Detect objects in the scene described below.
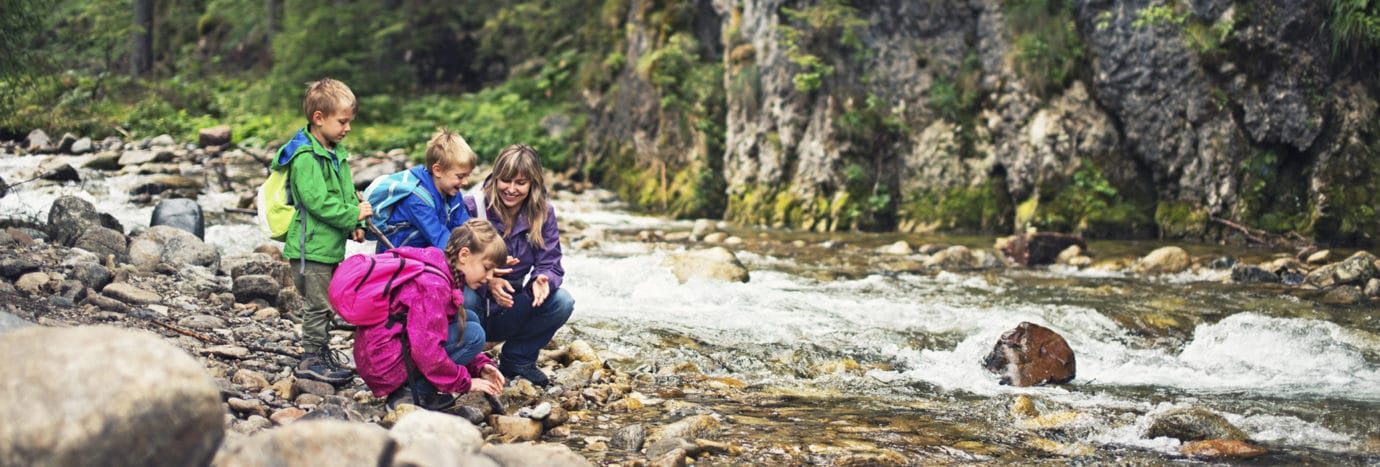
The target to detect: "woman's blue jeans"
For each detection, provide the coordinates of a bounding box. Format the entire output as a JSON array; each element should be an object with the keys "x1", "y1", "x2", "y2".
[
  {"x1": 414, "y1": 308, "x2": 486, "y2": 394},
  {"x1": 464, "y1": 286, "x2": 574, "y2": 369}
]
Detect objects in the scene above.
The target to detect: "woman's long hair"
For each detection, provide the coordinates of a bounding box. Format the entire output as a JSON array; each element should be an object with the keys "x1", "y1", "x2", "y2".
[{"x1": 482, "y1": 144, "x2": 548, "y2": 248}]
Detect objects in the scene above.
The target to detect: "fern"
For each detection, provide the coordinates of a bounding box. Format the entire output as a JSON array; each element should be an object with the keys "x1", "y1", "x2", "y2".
[{"x1": 1328, "y1": 0, "x2": 1380, "y2": 59}]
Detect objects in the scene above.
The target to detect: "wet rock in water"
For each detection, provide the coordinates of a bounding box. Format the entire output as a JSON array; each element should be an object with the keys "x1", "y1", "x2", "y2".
[
  {"x1": 877, "y1": 240, "x2": 913, "y2": 255},
  {"x1": 648, "y1": 414, "x2": 720, "y2": 442},
  {"x1": 390, "y1": 410, "x2": 485, "y2": 465},
  {"x1": 691, "y1": 218, "x2": 717, "y2": 240},
  {"x1": 665, "y1": 247, "x2": 749, "y2": 283},
  {"x1": 647, "y1": 437, "x2": 697, "y2": 459},
  {"x1": 0, "y1": 311, "x2": 35, "y2": 334},
  {"x1": 129, "y1": 175, "x2": 203, "y2": 197},
  {"x1": 1321, "y1": 285, "x2": 1363, "y2": 305},
  {"x1": 150, "y1": 198, "x2": 205, "y2": 239},
  {"x1": 1305, "y1": 251, "x2": 1379, "y2": 288},
  {"x1": 0, "y1": 326, "x2": 224, "y2": 466},
  {"x1": 70, "y1": 136, "x2": 93, "y2": 154},
  {"x1": 1181, "y1": 439, "x2": 1268, "y2": 459},
  {"x1": 1001, "y1": 232, "x2": 1086, "y2": 266},
  {"x1": 1230, "y1": 264, "x2": 1279, "y2": 283},
  {"x1": 0, "y1": 175, "x2": 7, "y2": 199},
  {"x1": 1134, "y1": 246, "x2": 1191, "y2": 274},
  {"x1": 981, "y1": 322, "x2": 1076, "y2": 387},
  {"x1": 1366, "y1": 278, "x2": 1380, "y2": 297},
  {"x1": 1144, "y1": 406, "x2": 1249, "y2": 442},
  {"x1": 212, "y1": 420, "x2": 390, "y2": 466},
  {"x1": 1207, "y1": 256, "x2": 1236, "y2": 269}
]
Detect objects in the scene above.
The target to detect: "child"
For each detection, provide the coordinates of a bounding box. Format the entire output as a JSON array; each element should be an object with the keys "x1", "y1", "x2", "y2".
[
  {"x1": 272, "y1": 77, "x2": 373, "y2": 385},
  {"x1": 353, "y1": 219, "x2": 507, "y2": 406},
  {"x1": 465, "y1": 144, "x2": 574, "y2": 387},
  {"x1": 373, "y1": 128, "x2": 477, "y2": 252}
]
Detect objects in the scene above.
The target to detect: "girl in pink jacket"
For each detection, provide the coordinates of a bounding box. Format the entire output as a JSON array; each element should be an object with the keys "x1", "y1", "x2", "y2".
[{"x1": 353, "y1": 219, "x2": 507, "y2": 407}]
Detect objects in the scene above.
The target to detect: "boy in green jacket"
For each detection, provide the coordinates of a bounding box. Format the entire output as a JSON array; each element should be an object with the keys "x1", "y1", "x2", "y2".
[{"x1": 270, "y1": 78, "x2": 373, "y2": 385}]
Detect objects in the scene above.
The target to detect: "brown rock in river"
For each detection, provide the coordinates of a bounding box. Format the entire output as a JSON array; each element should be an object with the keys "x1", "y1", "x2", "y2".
[{"x1": 981, "y1": 322, "x2": 1076, "y2": 387}]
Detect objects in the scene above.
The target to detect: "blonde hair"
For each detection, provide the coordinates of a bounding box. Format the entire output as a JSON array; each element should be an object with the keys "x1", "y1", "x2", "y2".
[
  {"x1": 443, "y1": 219, "x2": 508, "y2": 286},
  {"x1": 303, "y1": 78, "x2": 357, "y2": 125},
  {"x1": 482, "y1": 144, "x2": 548, "y2": 249},
  {"x1": 426, "y1": 128, "x2": 478, "y2": 171}
]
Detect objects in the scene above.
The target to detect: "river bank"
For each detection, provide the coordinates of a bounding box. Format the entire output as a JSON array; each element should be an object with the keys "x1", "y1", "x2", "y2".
[{"x1": 2, "y1": 134, "x2": 1380, "y2": 464}]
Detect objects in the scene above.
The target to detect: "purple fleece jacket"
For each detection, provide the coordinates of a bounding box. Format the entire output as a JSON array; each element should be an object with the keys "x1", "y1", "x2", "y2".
[{"x1": 464, "y1": 195, "x2": 565, "y2": 291}]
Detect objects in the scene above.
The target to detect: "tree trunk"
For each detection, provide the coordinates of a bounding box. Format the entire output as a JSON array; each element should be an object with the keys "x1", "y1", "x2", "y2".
[{"x1": 131, "y1": 0, "x2": 153, "y2": 77}]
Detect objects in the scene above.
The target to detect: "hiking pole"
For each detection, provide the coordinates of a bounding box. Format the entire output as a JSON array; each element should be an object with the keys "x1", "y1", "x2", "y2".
[{"x1": 356, "y1": 191, "x2": 396, "y2": 250}]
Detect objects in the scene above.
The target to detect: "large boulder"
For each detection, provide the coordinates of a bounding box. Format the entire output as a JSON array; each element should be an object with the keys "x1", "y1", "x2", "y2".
[
  {"x1": 0, "y1": 326, "x2": 224, "y2": 466},
  {"x1": 1133, "y1": 246, "x2": 1191, "y2": 275},
  {"x1": 212, "y1": 420, "x2": 391, "y2": 466},
  {"x1": 150, "y1": 198, "x2": 205, "y2": 239},
  {"x1": 128, "y1": 225, "x2": 220, "y2": 271},
  {"x1": 1305, "y1": 251, "x2": 1379, "y2": 289},
  {"x1": 981, "y1": 322, "x2": 1076, "y2": 387},
  {"x1": 665, "y1": 247, "x2": 750, "y2": 283},
  {"x1": 47, "y1": 196, "x2": 123, "y2": 248}
]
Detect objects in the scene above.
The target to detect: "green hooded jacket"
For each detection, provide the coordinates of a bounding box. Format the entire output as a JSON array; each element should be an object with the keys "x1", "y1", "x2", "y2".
[{"x1": 269, "y1": 128, "x2": 361, "y2": 264}]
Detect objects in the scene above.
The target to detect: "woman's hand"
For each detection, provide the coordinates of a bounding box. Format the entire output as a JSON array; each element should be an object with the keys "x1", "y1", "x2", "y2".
[
  {"x1": 531, "y1": 275, "x2": 550, "y2": 307},
  {"x1": 469, "y1": 378, "x2": 500, "y2": 395},
  {"x1": 481, "y1": 364, "x2": 506, "y2": 388},
  {"x1": 490, "y1": 278, "x2": 515, "y2": 308}
]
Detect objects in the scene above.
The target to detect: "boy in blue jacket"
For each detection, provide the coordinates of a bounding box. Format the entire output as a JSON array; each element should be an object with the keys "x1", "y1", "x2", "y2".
[{"x1": 373, "y1": 128, "x2": 477, "y2": 251}]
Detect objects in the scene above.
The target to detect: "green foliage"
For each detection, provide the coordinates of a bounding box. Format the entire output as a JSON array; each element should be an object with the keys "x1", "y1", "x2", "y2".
[
  {"x1": 1327, "y1": 0, "x2": 1380, "y2": 59},
  {"x1": 777, "y1": 0, "x2": 867, "y2": 93},
  {"x1": 1033, "y1": 158, "x2": 1152, "y2": 235},
  {"x1": 901, "y1": 186, "x2": 1004, "y2": 233},
  {"x1": 0, "y1": 0, "x2": 44, "y2": 83},
  {"x1": 1155, "y1": 200, "x2": 1209, "y2": 239},
  {"x1": 1004, "y1": 0, "x2": 1085, "y2": 99},
  {"x1": 1132, "y1": 3, "x2": 1188, "y2": 29}
]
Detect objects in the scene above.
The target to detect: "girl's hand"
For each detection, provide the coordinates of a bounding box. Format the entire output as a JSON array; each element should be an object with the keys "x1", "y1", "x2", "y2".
[
  {"x1": 531, "y1": 275, "x2": 550, "y2": 307},
  {"x1": 490, "y1": 278, "x2": 515, "y2": 308},
  {"x1": 469, "y1": 378, "x2": 500, "y2": 395},
  {"x1": 481, "y1": 364, "x2": 506, "y2": 388}
]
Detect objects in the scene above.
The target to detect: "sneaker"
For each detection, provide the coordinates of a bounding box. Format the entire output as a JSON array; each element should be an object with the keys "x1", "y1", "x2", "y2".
[
  {"x1": 294, "y1": 349, "x2": 353, "y2": 386},
  {"x1": 499, "y1": 362, "x2": 550, "y2": 387}
]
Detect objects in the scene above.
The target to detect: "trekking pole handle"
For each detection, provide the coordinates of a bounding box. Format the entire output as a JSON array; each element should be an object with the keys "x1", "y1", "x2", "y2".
[{"x1": 355, "y1": 191, "x2": 396, "y2": 250}]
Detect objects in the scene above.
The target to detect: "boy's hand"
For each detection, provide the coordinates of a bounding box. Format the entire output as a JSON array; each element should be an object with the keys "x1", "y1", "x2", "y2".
[
  {"x1": 350, "y1": 228, "x2": 365, "y2": 242},
  {"x1": 531, "y1": 275, "x2": 550, "y2": 307},
  {"x1": 357, "y1": 200, "x2": 373, "y2": 221},
  {"x1": 490, "y1": 278, "x2": 515, "y2": 308}
]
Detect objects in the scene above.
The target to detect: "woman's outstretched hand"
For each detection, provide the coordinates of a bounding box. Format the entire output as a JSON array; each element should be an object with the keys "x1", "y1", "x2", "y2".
[{"x1": 531, "y1": 275, "x2": 550, "y2": 307}]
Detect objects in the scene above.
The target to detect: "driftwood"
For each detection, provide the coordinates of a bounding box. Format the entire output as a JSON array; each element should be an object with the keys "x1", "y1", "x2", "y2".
[
  {"x1": 145, "y1": 317, "x2": 300, "y2": 358},
  {"x1": 1211, "y1": 217, "x2": 1311, "y2": 247}
]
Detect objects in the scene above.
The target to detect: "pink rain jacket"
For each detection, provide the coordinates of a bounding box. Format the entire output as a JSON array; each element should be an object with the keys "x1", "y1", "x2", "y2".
[{"x1": 352, "y1": 247, "x2": 493, "y2": 397}]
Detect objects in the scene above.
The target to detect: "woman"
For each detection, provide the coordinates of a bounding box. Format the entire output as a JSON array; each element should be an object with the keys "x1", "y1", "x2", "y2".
[{"x1": 465, "y1": 144, "x2": 574, "y2": 386}]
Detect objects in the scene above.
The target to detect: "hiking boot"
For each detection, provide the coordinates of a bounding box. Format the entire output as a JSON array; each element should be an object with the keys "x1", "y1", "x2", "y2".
[
  {"x1": 294, "y1": 349, "x2": 353, "y2": 386},
  {"x1": 499, "y1": 362, "x2": 550, "y2": 387}
]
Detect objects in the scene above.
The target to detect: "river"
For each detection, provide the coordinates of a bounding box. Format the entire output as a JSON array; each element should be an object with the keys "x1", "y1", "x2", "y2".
[{"x1": 2, "y1": 151, "x2": 1378, "y2": 463}]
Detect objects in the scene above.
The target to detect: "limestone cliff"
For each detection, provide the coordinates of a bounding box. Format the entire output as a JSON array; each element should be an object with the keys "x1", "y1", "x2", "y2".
[{"x1": 580, "y1": 0, "x2": 1380, "y2": 245}]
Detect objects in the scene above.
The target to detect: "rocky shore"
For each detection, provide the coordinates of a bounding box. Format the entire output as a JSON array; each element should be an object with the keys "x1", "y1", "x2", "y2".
[{"x1": 2, "y1": 131, "x2": 1378, "y2": 465}]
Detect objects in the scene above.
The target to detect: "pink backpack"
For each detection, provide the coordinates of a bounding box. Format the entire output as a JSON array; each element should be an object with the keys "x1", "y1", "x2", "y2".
[{"x1": 328, "y1": 247, "x2": 450, "y2": 326}]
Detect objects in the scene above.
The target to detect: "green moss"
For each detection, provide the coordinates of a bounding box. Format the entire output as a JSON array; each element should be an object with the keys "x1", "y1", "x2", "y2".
[
  {"x1": 1004, "y1": 0, "x2": 1086, "y2": 100},
  {"x1": 900, "y1": 186, "x2": 1006, "y2": 233},
  {"x1": 1155, "y1": 201, "x2": 1209, "y2": 239}
]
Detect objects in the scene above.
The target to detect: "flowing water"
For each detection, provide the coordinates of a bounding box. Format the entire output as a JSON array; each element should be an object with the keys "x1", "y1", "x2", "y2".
[{"x1": 3, "y1": 151, "x2": 1379, "y2": 463}]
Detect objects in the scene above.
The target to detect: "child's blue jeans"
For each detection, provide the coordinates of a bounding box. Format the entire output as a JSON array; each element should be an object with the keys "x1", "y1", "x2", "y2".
[{"x1": 414, "y1": 308, "x2": 486, "y2": 394}]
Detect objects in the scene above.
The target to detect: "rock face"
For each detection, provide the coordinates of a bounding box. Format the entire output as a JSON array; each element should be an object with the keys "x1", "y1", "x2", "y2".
[
  {"x1": 579, "y1": 0, "x2": 1379, "y2": 243},
  {"x1": 981, "y1": 321, "x2": 1076, "y2": 387},
  {"x1": 0, "y1": 326, "x2": 225, "y2": 466}
]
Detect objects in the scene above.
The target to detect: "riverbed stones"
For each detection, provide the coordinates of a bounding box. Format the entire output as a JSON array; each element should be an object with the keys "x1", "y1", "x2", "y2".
[
  {"x1": 1001, "y1": 232, "x2": 1086, "y2": 266},
  {"x1": 1305, "y1": 251, "x2": 1379, "y2": 288},
  {"x1": 1134, "y1": 246, "x2": 1190, "y2": 274},
  {"x1": 1230, "y1": 264, "x2": 1279, "y2": 283},
  {"x1": 665, "y1": 247, "x2": 749, "y2": 283},
  {"x1": 150, "y1": 198, "x2": 205, "y2": 239},
  {"x1": 389, "y1": 410, "x2": 486, "y2": 464},
  {"x1": 0, "y1": 325, "x2": 224, "y2": 466},
  {"x1": 982, "y1": 322, "x2": 1076, "y2": 387},
  {"x1": 1181, "y1": 439, "x2": 1268, "y2": 459}
]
